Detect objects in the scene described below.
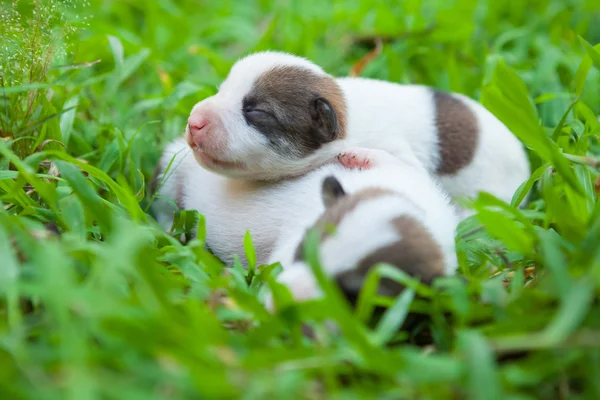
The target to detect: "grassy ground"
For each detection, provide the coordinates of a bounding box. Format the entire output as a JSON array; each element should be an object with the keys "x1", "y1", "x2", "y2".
[{"x1": 2, "y1": 0, "x2": 600, "y2": 398}]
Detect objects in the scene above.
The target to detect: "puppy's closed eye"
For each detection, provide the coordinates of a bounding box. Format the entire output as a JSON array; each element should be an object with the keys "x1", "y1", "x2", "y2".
[
  {"x1": 244, "y1": 108, "x2": 269, "y2": 117},
  {"x1": 243, "y1": 103, "x2": 275, "y2": 122}
]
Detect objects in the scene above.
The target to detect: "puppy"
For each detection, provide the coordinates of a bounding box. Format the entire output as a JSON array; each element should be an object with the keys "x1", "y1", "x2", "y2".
[
  {"x1": 182, "y1": 51, "x2": 530, "y2": 217},
  {"x1": 152, "y1": 143, "x2": 458, "y2": 307},
  {"x1": 263, "y1": 148, "x2": 458, "y2": 310}
]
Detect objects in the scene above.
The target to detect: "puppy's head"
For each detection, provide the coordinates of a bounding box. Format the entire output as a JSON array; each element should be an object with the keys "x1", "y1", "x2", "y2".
[
  {"x1": 276, "y1": 176, "x2": 446, "y2": 308},
  {"x1": 185, "y1": 51, "x2": 347, "y2": 179}
]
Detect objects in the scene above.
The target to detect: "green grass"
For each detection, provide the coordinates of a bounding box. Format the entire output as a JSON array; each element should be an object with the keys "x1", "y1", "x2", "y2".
[{"x1": 2, "y1": 0, "x2": 600, "y2": 398}]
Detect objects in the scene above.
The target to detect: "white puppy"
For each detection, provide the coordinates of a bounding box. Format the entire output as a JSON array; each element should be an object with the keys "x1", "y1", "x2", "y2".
[
  {"x1": 181, "y1": 51, "x2": 530, "y2": 217},
  {"x1": 152, "y1": 143, "x2": 459, "y2": 307}
]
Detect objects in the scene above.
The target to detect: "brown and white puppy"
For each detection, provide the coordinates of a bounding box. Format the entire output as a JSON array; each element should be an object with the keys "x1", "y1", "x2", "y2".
[
  {"x1": 259, "y1": 148, "x2": 459, "y2": 310},
  {"x1": 183, "y1": 51, "x2": 530, "y2": 217},
  {"x1": 152, "y1": 142, "x2": 458, "y2": 294}
]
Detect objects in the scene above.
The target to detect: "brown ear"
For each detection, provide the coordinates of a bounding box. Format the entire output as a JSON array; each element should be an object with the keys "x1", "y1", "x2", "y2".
[
  {"x1": 312, "y1": 97, "x2": 339, "y2": 143},
  {"x1": 321, "y1": 175, "x2": 346, "y2": 208}
]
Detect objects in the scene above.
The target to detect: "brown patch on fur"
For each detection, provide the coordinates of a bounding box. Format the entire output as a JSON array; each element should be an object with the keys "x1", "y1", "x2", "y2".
[
  {"x1": 335, "y1": 215, "x2": 445, "y2": 298},
  {"x1": 293, "y1": 187, "x2": 397, "y2": 262},
  {"x1": 433, "y1": 90, "x2": 479, "y2": 175},
  {"x1": 246, "y1": 66, "x2": 347, "y2": 157}
]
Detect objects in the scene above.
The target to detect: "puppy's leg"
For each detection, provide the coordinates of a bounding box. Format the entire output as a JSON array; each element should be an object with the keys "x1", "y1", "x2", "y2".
[{"x1": 337, "y1": 147, "x2": 419, "y2": 170}]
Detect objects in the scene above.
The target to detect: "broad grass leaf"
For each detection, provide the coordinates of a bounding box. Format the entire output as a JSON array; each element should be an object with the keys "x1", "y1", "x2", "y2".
[
  {"x1": 537, "y1": 229, "x2": 571, "y2": 297},
  {"x1": 575, "y1": 203, "x2": 600, "y2": 269},
  {"x1": 0, "y1": 178, "x2": 39, "y2": 209},
  {"x1": 0, "y1": 219, "x2": 20, "y2": 328},
  {"x1": 188, "y1": 239, "x2": 226, "y2": 278},
  {"x1": 0, "y1": 171, "x2": 18, "y2": 180},
  {"x1": 575, "y1": 102, "x2": 600, "y2": 133},
  {"x1": 130, "y1": 98, "x2": 164, "y2": 115},
  {"x1": 457, "y1": 330, "x2": 503, "y2": 400},
  {"x1": 97, "y1": 136, "x2": 124, "y2": 173},
  {"x1": 121, "y1": 48, "x2": 151, "y2": 83},
  {"x1": 170, "y1": 209, "x2": 199, "y2": 238},
  {"x1": 244, "y1": 230, "x2": 257, "y2": 273},
  {"x1": 107, "y1": 35, "x2": 124, "y2": 66},
  {"x1": 540, "y1": 280, "x2": 594, "y2": 345},
  {"x1": 578, "y1": 37, "x2": 600, "y2": 71},
  {"x1": 434, "y1": 277, "x2": 470, "y2": 325},
  {"x1": 54, "y1": 160, "x2": 111, "y2": 231},
  {"x1": 251, "y1": 15, "x2": 279, "y2": 52},
  {"x1": 356, "y1": 263, "x2": 435, "y2": 323},
  {"x1": 473, "y1": 193, "x2": 536, "y2": 254},
  {"x1": 574, "y1": 48, "x2": 595, "y2": 97},
  {"x1": 58, "y1": 195, "x2": 87, "y2": 237},
  {"x1": 563, "y1": 165, "x2": 595, "y2": 223},
  {"x1": 481, "y1": 61, "x2": 584, "y2": 193},
  {"x1": 551, "y1": 99, "x2": 578, "y2": 142},
  {"x1": 371, "y1": 288, "x2": 415, "y2": 345},
  {"x1": 540, "y1": 167, "x2": 589, "y2": 241},
  {"x1": 105, "y1": 48, "x2": 151, "y2": 96},
  {"x1": 31, "y1": 96, "x2": 65, "y2": 151},
  {"x1": 574, "y1": 164, "x2": 596, "y2": 212},
  {"x1": 46, "y1": 151, "x2": 147, "y2": 222},
  {"x1": 510, "y1": 164, "x2": 547, "y2": 208},
  {"x1": 196, "y1": 213, "x2": 207, "y2": 243},
  {"x1": 164, "y1": 81, "x2": 205, "y2": 108},
  {"x1": 490, "y1": 61, "x2": 537, "y2": 120},
  {"x1": 59, "y1": 95, "x2": 79, "y2": 145},
  {"x1": 190, "y1": 46, "x2": 232, "y2": 77},
  {"x1": 476, "y1": 210, "x2": 533, "y2": 254},
  {"x1": 16, "y1": 103, "x2": 76, "y2": 138},
  {"x1": 0, "y1": 82, "x2": 66, "y2": 94},
  {"x1": 398, "y1": 350, "x2": 463, "y2": 384},
  {"x1": 232, "y1": 255, "x2": 252, "y2": 292},
  {"x1": 0, "y1": 143, "x2": 60, "y2": 215}
]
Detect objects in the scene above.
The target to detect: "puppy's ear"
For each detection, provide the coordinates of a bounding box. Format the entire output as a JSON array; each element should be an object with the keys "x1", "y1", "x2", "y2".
[
  {"x1": 312, "y1": 97, "x2": 338, "y2": 143},
  {"x1": 321, "y1": 175, "x2": 346, "y2": 208}
]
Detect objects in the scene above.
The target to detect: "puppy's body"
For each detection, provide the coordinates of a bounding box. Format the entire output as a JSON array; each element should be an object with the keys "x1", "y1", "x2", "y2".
[
  {"x1": 183, "y1": 51, "x2": 530, "y2": 217},
  {"x1": 265, "y1": 148, "x2": 460, "y2": 307},
  {"x1": 336, "y1": 78, "x2": 528, "y2": 205},
  {"x1": 153, "y1": 141, "x2": 458, "y2": 288}
]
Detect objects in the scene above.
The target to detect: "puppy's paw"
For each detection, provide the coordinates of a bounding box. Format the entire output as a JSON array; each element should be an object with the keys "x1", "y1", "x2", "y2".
[
  {"x1": 338, "y1": 147, "x2": 423, "y2": 170},
  {"x1": 337, "y1": 149, "x2": 374, "y2": 170}
]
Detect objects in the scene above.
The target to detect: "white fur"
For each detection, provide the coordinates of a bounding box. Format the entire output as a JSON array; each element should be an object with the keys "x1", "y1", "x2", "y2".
[
  {"x1": 184, "y1": 51, "x2": 530, "y2": 214},
  {"x1": 153, "y1": 143, "x2": 459, "y2": 309},
  {"x1": 267, "y1": 148, "x2": 458, "y2": 309}
]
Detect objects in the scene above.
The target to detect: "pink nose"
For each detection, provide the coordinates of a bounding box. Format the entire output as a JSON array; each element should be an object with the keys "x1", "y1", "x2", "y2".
[{"x1": 187, "y1": 113, "x2": 209, "y2": 148}]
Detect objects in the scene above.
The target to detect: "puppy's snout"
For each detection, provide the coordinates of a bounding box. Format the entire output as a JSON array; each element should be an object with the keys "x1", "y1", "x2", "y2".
[{"x1": 187, "y1": 113, "x2": 210, "y2": 148}]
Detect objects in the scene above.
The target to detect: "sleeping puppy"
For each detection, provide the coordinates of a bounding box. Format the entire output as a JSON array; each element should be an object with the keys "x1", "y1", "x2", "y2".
[
  {"x1": 182, "y1": 50, "x2": 530, "y2": 218},
  {"x1": 263, "y1": 148, "x2": 459, "y2": 310},
  {"x1": 152, "y1": 144, "x2": 458, "y2": 306}
]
